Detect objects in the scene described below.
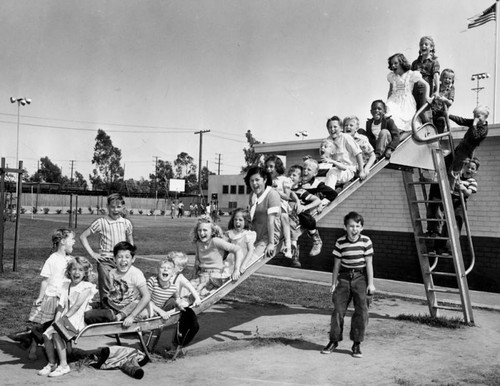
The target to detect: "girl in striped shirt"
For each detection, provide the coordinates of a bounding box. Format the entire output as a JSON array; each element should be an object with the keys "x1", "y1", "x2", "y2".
[{"x1": 147, "y1": 253, "x2": 201, "y2": 320}]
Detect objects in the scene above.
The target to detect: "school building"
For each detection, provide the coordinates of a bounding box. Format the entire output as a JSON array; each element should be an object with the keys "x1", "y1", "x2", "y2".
[{"x1": 209, "y1": 124, "x2": 500, "y2": 293}]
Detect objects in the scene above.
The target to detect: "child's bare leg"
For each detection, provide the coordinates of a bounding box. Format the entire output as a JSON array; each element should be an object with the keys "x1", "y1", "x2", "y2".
[
  {"x1": 28, "y1": 339, "x2": 38, "y2": 360},
  {"x1": 43, "y1": 335, "x2": 57, "y2": 364},
  {"x1": 281, "y1": 213, "x2": 292, "y2": 258},
  {"x1": 53, "y1": 334, "x2": 68, "y2": 367}
]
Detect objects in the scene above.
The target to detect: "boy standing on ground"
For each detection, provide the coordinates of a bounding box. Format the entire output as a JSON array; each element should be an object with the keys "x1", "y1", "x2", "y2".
[
  {"x1": 80, "y1": 193, "x2": 134, "y2": 302},
  {"x1": 322, "y1": 211, "x2": 375, "y2": 358}
]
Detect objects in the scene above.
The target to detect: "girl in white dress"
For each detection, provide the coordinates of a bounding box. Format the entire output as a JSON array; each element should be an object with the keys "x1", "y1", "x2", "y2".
[
  {"x1": 386, "y1": 53, "x2": 430, "y2": 136},
  {"x1": 38, "y1": 256, "x2": 97, "y2": 377}
]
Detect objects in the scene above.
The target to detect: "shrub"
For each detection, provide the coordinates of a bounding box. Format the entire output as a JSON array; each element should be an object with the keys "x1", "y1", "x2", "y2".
[
  {"x1": 56, "y1": 209, "x2": 62, "y2": 214},
  {"x1": 129, "y1": 209, "x2": 134, "y2": 215},
  {"x1": 88, "y1": 207, "x2": 93, "y2": 213},
  {"x1": 66, "y1": 209, "x2": 71, "y2": 214},
  {"x1": 32, "y1": 207, "x2": 38, "y2": 214},
  {"x1": 43, "y1": 208, "x2": 50, "y2": 214},
  {"x1": 138, "y1": 209, "x2": 143, "y2": 215},
  {"x1": 160, "y1": 210, "x2": 166, "y2": 216},
  {"x1": 20, "y1": 207, "x2": 26, "y2": 214},
  {"x1": 78, "y1": 208, "x2": 82, "y2": 214},
  {"x1": 149, "y1": 209, "x2": 154, "y2": 215}
]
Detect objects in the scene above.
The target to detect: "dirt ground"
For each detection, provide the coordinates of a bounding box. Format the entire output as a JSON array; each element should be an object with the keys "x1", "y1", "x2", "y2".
[{"x1": 1, "y1": 296, "x2": 499, "y2": 386}]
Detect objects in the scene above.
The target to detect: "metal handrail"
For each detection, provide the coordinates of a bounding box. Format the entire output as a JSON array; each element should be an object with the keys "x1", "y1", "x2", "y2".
[
  {"x1": 458, "y1": 185, "x2": 476, "y2": 276},
  {"x1": 411, "y1": 99, "x2": 452, "y2": 144}
]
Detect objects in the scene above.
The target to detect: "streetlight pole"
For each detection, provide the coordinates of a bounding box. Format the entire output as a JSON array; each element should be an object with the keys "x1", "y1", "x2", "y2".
[
  {"x1": 10, "y1": 97, "x2": 31, "y2": 196},
  {"x1": 470, "y1": 73, "x2": 490, "y2": 107},
  {"x1": 295, "y1": 130, "x2": 309, "y2": 140}
]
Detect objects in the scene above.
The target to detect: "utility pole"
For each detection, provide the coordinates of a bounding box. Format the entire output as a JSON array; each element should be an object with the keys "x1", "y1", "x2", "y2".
[
  {"x1": 215, "y1": 153, "x2": 222, "y2": 175},
  {"x1": 69, "y1": 160, "x2": 75, "y2": 186},
  {"x1": 194, "y1": 130, "x2": 210, "y2": 203},
  {"x1": 153, "y1": 156, "x2": 159, "y2": 197}
]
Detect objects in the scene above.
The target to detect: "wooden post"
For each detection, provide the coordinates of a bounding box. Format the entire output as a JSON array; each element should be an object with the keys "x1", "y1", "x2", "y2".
[
  {"x1": 13, "y1": 160, "x2": 23, "y2": 272},
  {"x1": 69, "y1": 193, "x2": 73, "y2": 228},
  {"x1": 0, "y1": 158, "x2": 5, "y2": 273},
  {"x1": 75, "y1": 195, "x2": 78, "y2": 229}
]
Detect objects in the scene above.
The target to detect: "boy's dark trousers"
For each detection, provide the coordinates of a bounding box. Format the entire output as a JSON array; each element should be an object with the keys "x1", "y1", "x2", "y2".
[{"x1": 330, "y1": 269, "x2": 368, "y2": 343}]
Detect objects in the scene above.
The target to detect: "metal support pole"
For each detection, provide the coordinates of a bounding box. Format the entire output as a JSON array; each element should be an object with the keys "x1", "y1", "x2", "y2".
[
  {"x1": 0, "y1": 158, "x2": 5, "y2": 273},
  {"x1": 13, "y1": 160, "x2": 23, "y2": 272}
]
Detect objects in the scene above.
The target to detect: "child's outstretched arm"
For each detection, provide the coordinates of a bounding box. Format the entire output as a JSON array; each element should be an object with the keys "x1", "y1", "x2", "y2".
[
  {"x1": 178, "y1": 275, "x2": 202, "y2": 308},
  {"x1": 79, "y1": 227, "x2": 102, "y2": 262},
  {"x1": 231, "y1": 246, "x2": 244, "y2": 281},
  {"x1": 241, "y1": 237, "x2": 256, "y2": 272},
  {"x1": 121, "y1": 285, "x2": 151, "y2": 327}
]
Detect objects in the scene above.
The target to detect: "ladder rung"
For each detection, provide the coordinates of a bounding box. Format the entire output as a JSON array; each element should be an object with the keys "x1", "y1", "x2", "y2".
[
  {"x1": 407, "y1": 181, "x2": 438, "y2": 185},
  {"x1": 423, "y1": 253, "x2": 453, "y2": 259},
  {"x1": 429, "y1": 288, "x2": 461, "y2": 295},
  {"x1": 419, "y1": 235, "x2": 449, "y2": 240},
  {"x1": 430, "y1": 271, "x2": 456, "y2": 277},
  {"x1": 411, "y1": 200, "x2": 443, "y2": 204},
  {"x1": 415, "y1": 218, "x2": 448, "y2": 222},
  {"x1": 432, "y1": 304, "x2": 464, "y2": 312}
]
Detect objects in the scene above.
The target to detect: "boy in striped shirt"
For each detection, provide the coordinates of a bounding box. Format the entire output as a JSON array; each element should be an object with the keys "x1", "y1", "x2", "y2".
[
  {"x1": 321, "y1": 211, "x2": 375, "y2": 358},
  {"x1": 80, "y1": 193, "x2": 134, "y2": 302}
]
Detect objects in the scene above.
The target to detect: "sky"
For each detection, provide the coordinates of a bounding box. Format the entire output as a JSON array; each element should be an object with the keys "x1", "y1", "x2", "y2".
[{"x1": 0, "y1": 0, "x2": 497, "y2": 181}]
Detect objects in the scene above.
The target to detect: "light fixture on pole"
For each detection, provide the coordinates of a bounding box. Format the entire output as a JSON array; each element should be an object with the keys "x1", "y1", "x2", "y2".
[
  {"x1": 471, "y1": 73, "x2": 490, "y2": 106},
  {"x1": 295, "y1": 130, "x2": 309, "y2": 140},
  {"x1": 10, "y1": 97, "x2": 31, "y2": 196}
]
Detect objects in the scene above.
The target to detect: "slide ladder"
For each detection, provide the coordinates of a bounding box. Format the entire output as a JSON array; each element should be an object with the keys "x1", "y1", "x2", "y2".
[{"x1": 402, "y1": 148, "x2": 474, "y2": 323}]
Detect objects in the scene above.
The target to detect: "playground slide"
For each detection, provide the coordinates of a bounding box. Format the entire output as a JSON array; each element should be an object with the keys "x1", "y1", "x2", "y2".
[{"x1": 315, "y1": 125, "x2": 437, "y2": 223}]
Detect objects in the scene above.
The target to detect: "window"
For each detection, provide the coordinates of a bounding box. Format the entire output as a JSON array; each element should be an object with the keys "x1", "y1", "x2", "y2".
[
  {"x1": 238, "y1": 185, "x2": 245, "y2": 194},
  {"x1": 228, "y1": 201, "x2": 238, "y2": 209},
  {"x1": 230, "y1": 185, "x2": 237, "y2": 194},
  {"x1": 222, "y1": 185, "x2": 229, "y2": 194}
]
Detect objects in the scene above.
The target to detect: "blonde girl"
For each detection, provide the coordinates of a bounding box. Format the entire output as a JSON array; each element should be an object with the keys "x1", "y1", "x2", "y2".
[
  {"x1": 265, "y1": 155, "x2": 293, "y2": 259},
  {"x1": 38, "y1": 257, "x2": 97, "y2": 377},
  {"x1": 27, "y1": 228, "x2": 75, "y2": 359},
  {"x1": 191, "y1": 215, "x2": 243, "y2": 295},
  {"x1": 224, "y1": 209, "x2": 257, "y2": 273}
]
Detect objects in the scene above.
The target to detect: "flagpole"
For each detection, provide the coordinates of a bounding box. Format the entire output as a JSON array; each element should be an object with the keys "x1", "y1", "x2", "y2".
[{"x1": 495, "y1": 0, "x2": 499, "y2": 122}]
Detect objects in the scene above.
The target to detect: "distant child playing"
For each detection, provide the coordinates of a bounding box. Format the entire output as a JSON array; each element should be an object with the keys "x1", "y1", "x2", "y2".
[
  {"x1": 27, "y1": 228, "x2": 75, "y2": 360},
  {"x1": 191, "y1": 215, "x2": 243, "y2": 295},
  {"x1": 38, "y1": 257, "x2": 97, "y2": 377},
  {"x1": 265, "y1": 155, "x2": 293, "y2": 259},
  {"x1": 84, "y1": 242, "x2": 151, "y2": 327},
  {"x1": 80, "y1": 193, "x2": 134, "y2": 302},
  {"x1": 224, "y1": 209, "x2": 256, "y2": 272},
  {"x1": 386, "y1": 53, "x2": 430, "y2": 134},
  {"x1": 361, "y1": 100, "x2": 400, "y2": 160},
  {"x1": 322, "y1": 212, "x2": 375, "y2": 359}
]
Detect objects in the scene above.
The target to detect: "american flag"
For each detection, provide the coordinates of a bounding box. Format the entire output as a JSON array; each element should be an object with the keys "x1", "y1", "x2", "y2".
[{"x1": 468, "y1": 3, "x2": 496, "y2": 29}]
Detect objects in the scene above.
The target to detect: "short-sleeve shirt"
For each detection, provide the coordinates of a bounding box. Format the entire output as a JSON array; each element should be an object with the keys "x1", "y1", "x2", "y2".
[
  {"x1": 331, "y1": 133, "x2": 362, "y2": 171},
  {"x1": 106, "y1": 266, "x2": 147, "y2": 310},
  {"x1": 250, "y1": 187, "x2": 281, "y2": 244},
  {"x1": 147, "y1": 275, "x2": 181, "y2": 308},
  {"x1": 411, "y1": 55, "x2": 440, "y2": 92},
  {"x1": 353, "y1": 132, "x2": 374, "y2": 165},
  {"x1": 333, "y1": 234, "x2": 373, "y2": 269},
  {"x1": 40, "y1": 253, "x2": 72, "y2": 297},
  {"x1": 432, "y1": 85, "x2": 455, "y2": 113},
  {"x1": 89, "y1": 216, "x2": 133, "y2": 253},
  {"x1": 196, "y1": 237, "x2": 241, "y2": 270}
]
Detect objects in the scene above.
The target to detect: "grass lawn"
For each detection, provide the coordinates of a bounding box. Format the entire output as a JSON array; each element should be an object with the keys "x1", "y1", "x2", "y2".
[{"x1": 0, "y1": 214, "x2": 333, "y2": 336}]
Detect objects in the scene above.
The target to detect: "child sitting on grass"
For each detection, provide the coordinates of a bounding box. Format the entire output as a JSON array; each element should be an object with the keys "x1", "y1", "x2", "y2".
[
  {"x1": 84, "y1": 242, "x2": 150, "y2": 327},
  {"x1": 191, "y1": 215, "x2": 243, "y2": 296}
]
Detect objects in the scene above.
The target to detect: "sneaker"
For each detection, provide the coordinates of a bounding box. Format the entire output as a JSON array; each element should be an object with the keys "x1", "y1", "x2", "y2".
[
  {"x1": 38, "y1": 363, "x2": 57, "y2": 376},
  {"x1": 351, "y1": 343, "x2": 362, "y2": 358},
  {"x1": 321, "y1": 341, "x2": 338, "y2": 354},
  {"x1": 48, "y1": 365, "x2": 71, "y2": 377}
]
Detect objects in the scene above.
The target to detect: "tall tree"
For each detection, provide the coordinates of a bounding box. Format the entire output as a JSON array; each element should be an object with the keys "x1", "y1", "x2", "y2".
[
  {"x1": 242, "y1": 130, "x2": 264, "y2": 173},
  {"x1": 90, "y1": 129, "x2": 124, "y2": 193},
  {"x1": 174, "y1": 152, "x2": 196, "y2": 178},
  {"x1": 201, "y1": 165, "x2": 214, "y2": 190},
  {"x1": 149, "y1": 159, "x2": 174, "y2": 195},
  {"x1": 30, "y1": 156, "x2": 63, "y2": 183},
  {"x1": 73, "y1": 171, "x2": 88, "y2": 189}
]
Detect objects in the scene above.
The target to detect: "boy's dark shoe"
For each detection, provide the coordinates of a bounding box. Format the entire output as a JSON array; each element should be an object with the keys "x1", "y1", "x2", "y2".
[
  {"x1": 291, "y1": 245, "x2": 301, "y2": 268},
  {"x1": 352, "y1": 343, "x2": 362, "y2": 358},
  {"x1": 321, "y1": 340, "x2": 338, "y2": 354}
]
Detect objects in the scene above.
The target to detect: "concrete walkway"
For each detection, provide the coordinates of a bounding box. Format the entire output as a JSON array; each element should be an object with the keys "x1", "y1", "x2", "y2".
[{"x1": 139, "y1": 255, "x2": 500, "y2": 312}]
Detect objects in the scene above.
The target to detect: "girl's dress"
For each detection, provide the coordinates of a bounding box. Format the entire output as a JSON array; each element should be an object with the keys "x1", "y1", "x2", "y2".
[
  {"x1": 386, "y1": 70, "x2": 424, "y2": 132},
  {"x1": 28, "y1": 253, "x2": 72, "y2": 324},
  {"x1": 224, "y1": 229, "x2": 257, "y2": 274},
  {"x1": 43, "y1": 280, "x2": 97, "y2": 340}
]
